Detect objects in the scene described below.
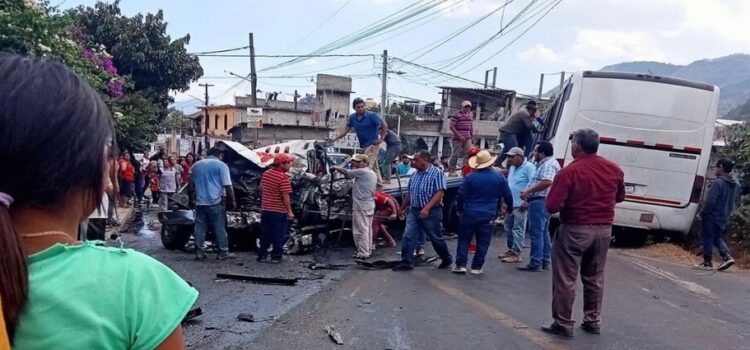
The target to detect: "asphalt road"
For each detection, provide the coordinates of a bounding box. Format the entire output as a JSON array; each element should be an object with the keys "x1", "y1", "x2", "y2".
[{"x1": 117, "y1": 207, "x2": 750, "y2": 350}]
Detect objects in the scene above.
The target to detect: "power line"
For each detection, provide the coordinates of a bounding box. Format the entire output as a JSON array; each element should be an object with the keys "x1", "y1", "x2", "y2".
[
  {"x1": 405, "y1": 0, "x2": 516, "y2": 61},
  {"x1": 193, "y1": 53, "x2": 377, "y2": 58},
  {"x1": 456, "y1": 0, "x2": 563, "y2": 75},
  {"x1": 284, "y1": 0, "x2": 353, "y2": 50},
  {"x1": 188, "y1": 46, "x2": 249, "y2": 55}
]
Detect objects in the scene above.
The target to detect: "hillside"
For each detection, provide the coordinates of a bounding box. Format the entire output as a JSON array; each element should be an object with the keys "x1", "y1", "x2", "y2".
[{"x1": 601, "y1": 54, "x2": 750, "y2": 117}]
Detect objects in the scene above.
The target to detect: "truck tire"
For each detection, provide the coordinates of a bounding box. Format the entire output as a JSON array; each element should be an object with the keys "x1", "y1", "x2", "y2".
[
  {"x1": 161, "y1": 224, "x2": 191, "y2": 250},
  {"x1": 228, "y1": 227, "x2": 257, "y2": 251}
]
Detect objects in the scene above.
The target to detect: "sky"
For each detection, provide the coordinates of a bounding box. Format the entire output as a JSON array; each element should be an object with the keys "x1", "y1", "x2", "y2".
[{"x1": 62, "y1": 0, "x2": 750, "y2": 113}]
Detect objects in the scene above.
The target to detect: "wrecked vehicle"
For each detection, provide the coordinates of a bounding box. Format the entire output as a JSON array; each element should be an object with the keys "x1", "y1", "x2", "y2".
[{"x1": 159, "y1": 140, "x2": 464, "y2": 254}]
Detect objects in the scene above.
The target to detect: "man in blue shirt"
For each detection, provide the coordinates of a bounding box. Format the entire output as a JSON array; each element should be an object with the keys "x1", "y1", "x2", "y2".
[
  {"x1": 396, "y1": 155, "x2": 412, "y2": 176},
  {"x1": 500, "y1": 147, "x2": 535, "y2": 263},
  {"x1": 393, "y1": 150, "x2": 453, "y2": 271},
  {"x1": 454, "y1": 150, "x2": 513, "y2": 275},
  {"x1": 189, "y1": 147, "x2": 236, "y2": 260},
  {"x1": 331, "y1": 97, "x2": 388, "y2": 182},
  {"x1": 518, "y1": 141, "x2": 561, "y2": 272}
]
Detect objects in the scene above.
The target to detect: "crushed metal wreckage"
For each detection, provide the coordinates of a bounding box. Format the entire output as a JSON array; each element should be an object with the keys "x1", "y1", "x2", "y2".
[{"x1": 162, "y1": 140, "x2": 355, "y2": 254}]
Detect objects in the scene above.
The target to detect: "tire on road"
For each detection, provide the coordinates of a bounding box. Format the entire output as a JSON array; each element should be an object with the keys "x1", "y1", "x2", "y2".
[{"x1": 161, "y1": 224, "x2": 192, "y2": 250}]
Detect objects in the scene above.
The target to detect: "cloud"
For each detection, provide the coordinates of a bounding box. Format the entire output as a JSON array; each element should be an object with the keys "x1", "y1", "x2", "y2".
[
  {"x1": 517, "y1": 44, "x2": 560, "y2": 63},
  {"x1": 571, "y1": 30, "x2": 667, "y2": 62},
  {"x1": 679, "y1": 0, "x2": 750, "y2": 45}
]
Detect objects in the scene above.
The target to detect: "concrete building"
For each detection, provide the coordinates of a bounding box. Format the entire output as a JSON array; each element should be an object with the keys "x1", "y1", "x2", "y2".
[{"x1": 229, "y1": 74, "x2": 353, "y2": 147}]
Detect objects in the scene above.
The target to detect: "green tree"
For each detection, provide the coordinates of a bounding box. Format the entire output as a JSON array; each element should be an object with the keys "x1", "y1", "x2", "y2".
[{"x1": 70, "y1": 1, "x2": 203, "y2": 110}]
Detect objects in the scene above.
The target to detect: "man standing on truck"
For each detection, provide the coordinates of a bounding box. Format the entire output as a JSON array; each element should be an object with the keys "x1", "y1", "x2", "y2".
[
  {"x1": 542, "y1": 128, "x2": 625, "y2": 338},
  {"x1": 696, "y1": 158, "x2": 741, "y2": 271},
  {"x1": 330, "y1": 98, "x2": 388, "y2": 183},
  {"x1": 448, "y1": 100, "x2": 475, "y2": 177},
  {"x1": 190, "y1": 147, "x2": 237, "y2": 261},
  {"x1": 380, "y1": 129, "x2": 402, "y2": 184},
  {"x1": 393, "y1": 150, "x2": 454, "y2": 271},
  {"x1": 497, "y1": 101, "x2": 539, "y2": 167},
  {"x1": 258, "y1": 154, "x2": 296, "y2": 263},
  {"x1": 518, "y1": 141, "x2": 561, "y2": 272},
  {"x1": 499, "y1": 147, "x2": 535, "y2": 264},
  {"x1": 332, "y1": 154, "x2": 378, "y2": 259}
]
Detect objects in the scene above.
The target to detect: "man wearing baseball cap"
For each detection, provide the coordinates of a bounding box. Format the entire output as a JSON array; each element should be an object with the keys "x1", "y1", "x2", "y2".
[
  {"x1": 332, "y1": 153, "x2": 378, "y2": 259},
  {"x1": 258, "y1": 153, "x2": 296, "y2": 263},
  {"x1": 499, "y1": 147, "x2": 535, "y2": 263},
  {"x1": 448, "y1": 100, "x2": 475, "y2": 176}
]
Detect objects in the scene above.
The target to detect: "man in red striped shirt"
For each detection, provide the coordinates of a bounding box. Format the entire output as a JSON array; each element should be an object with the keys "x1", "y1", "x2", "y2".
[
  {"x1": 258, "y1": 153, "x2": 295, "y2": 263},
  {"x1": 448, "y1": 100, "x2": 474, "y2": 176}
]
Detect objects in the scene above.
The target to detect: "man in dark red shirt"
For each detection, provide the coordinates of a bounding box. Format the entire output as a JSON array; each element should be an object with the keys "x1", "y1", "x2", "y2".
[
  {"x1": 542, "y1": 128, "x2": 625, "y2": 338},
  {"x1": 258, "y1": 153, "x2": 295, "y2": 263}
]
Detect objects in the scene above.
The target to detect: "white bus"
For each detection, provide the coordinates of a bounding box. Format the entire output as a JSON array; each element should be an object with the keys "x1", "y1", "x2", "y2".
[{"x1": 539, "y1": 71, "x2": 720, "y2": 244}]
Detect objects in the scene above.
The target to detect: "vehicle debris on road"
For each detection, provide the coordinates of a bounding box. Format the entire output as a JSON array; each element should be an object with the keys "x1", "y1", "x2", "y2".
[
  {"x1": 216, "y1": 272, "x2": 299, "y2": 286},
  {"x1": 325, "y1": 324, "x2": 344, "y2": 345}
]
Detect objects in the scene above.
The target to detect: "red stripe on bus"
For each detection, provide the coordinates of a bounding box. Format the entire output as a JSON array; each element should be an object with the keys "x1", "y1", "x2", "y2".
[
  {"x1": 654, "y1": 143, "x2": 673, "y2": 150},
  {"x1": 625, "y1": 195, "x2": 682, "y2": 206},
  {"x1": 626, "y1": 140, "x2": 645, "y2": 146},
  {"x1": 598, "y1": 137, "x2": 701, "y2": 155},
  {"x1": 683, "y1": 147, "x2": 702, "y2": 154}
]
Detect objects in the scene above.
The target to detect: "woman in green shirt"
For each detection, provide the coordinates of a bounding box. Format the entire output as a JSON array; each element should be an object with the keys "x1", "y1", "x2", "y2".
[{"x1": 0, "y1": 53, "x2": 198, "y2": 349}]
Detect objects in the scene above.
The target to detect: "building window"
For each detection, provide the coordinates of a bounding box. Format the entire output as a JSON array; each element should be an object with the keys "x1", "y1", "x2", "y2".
[
  {"x1": 214, "y1": 114, "x2": 219, "y2": 129},
  {"x1": 224, "y1": 114, "x2": 228, "y2": 130}
]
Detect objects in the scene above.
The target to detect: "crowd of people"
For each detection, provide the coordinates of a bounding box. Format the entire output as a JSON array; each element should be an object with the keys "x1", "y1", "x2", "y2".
[{"x1": 0, "y1": 55, "x2": 743, "y2": 348}]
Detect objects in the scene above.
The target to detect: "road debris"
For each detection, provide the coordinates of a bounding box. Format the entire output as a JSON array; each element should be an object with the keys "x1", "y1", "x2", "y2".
[
  {"x1": 325, "y1": 324, "x2": 344, "y2": 345},
  {"x1": 237, "y1": 313, "x2": 255, "y2": 322},
  {"x1": 183, "y1": 307, "x2": 203, "y2": 322},
  {"x1": 217, "y1": 272, "x2": 298, "y2": 286}
]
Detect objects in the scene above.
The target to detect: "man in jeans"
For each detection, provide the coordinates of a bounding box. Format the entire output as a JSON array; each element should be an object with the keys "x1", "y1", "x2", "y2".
[
  {"x1": 500, "y1": 147, "x2": 535, "y2": 263},
  {"x1": 542, "y1": 128, "x2": 625, "y2": 337},
  {"x1": 380, "y1": 129, "x2": 402, "y2": 183},
  {"x1": 332, "y1": 153, "x2": 377, "y2": 259},
  {"x1": 190, "y1": 147, "x2": 236, "y2": 260},
  {"x1": 696, "y1": 158, "x2": 741, "y2": 271},
  {"x1": 518, "y1": 141, "x2": 561, "y2": 272},
  {"x1": 453, "y1": 150, "x2": 513, "y2": 275},
  {"x1": 258, "y1": 153, "x2": 296, "y2": 263},
  {"x1": 393, "y1": 150, "x2": 453, "y2": 271},
  {"x1": 448, "y1": 100, "x2": 474, "y2": 176}
]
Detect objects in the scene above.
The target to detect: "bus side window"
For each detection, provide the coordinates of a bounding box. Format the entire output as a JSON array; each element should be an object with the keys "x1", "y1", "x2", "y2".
[{"x1": 543, "y1": 83, "x2": 573, "y2": 140}]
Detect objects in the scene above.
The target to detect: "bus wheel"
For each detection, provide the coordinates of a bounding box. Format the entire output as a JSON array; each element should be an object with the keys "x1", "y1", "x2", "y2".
[{"x1": 613, "y1": 229, "x2": 648, "y2": 247}]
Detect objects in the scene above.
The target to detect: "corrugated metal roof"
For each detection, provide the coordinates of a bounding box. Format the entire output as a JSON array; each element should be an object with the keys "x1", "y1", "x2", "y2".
[{"x1": 437, "y1": 86, "x2": 516, "y2": 94}]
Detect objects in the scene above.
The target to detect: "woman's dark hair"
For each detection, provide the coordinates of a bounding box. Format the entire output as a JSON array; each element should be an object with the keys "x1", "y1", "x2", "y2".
[{"x1": 0, "y1": 53, "x2": 113, "y2": 338}]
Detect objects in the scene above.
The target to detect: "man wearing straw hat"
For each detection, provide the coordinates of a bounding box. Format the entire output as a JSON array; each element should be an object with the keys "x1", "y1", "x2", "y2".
[
  {"x1": 453, "y1": 150, "x2": 513, "y2": 275},
  {"x1": 332, "y1": 153, "x2": 378, "y2": 259}
]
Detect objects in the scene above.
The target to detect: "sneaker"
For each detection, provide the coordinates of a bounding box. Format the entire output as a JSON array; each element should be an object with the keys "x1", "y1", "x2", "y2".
[
  {"x1": 414, "y1": 247, "x2": 426, "y2": 257},
  {"x1": 469, "y1": 269, "x2": 483, "y2": 275},
  {"x1": 580, "y1": 322, "x2": 601, "y2": 335},
  {"x1": 542, "y1": 264, "x2": 551, "y2": 271},
  {"x1": 718, "y1": 257, "x2": 735, "y2": 271},
  {"x1": 694, "y1": 262, "x2": 713, "y2": 270},
  {"x1": 541, "y1": 322, "x2": 574, "y2": 338},
  {"x1": 438, "y1": 257, "x2": 453, "y2": 269},
  {"x1": 452, "y1": 266, "x2": 467, "y2": 274},
  {"x1": 501, "y1": 252, "x2": 523, "y2": 263},
  {"x1": 270, "y1": 258, "x2": 285, "y2": 264},
  {"x1": 195, "y1": 253, "x2": 208, "y2": 261},
  {"x1": 517, "y1": 265, "x2": 542, "y2": 272},
  {"x1": 217, "y1": 253, "x2": 237, "y2": 260},
  {"x1": 498, "y1": 250, "x2": 513, "y2": 259},
  {"x1": 256, "y1": 255, "x2": 267, "y2": 262},
  {"x1": 392, "y1": 263, "x2": 414, "y2": 271},
  {"x1": 353, "y1": 253, "x2": 370, "y2": 260}
]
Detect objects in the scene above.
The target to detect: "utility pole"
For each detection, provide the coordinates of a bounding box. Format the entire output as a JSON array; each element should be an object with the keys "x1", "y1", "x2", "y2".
[
  {"x1": 484, "y1": 67, "x2": 498, "y2": 88},
  {"x1": 492, "y1": 67, "x2": 498, "y2": 88},
  {"x1": 199, "y1": 83, "x2": 213, "y2": 153},
  {"x1": 537, "y1": 73, "x2": 545, "y2": 99},
  {"x1": 249, "y1": 33, "x2": 257, "y2": 107},
  {"x1": 381, "y1": 50, "x2": 387, "y2": 119}
]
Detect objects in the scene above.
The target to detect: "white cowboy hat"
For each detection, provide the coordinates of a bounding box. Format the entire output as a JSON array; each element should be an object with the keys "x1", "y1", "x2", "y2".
[{"x1": 468, "y1": 150, "x2": 496, "y2": 169}]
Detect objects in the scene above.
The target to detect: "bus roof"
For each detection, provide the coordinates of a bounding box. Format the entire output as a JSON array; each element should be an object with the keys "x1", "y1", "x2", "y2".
[{"x1": 583, "y1": 71, "x2": 715, "y2": 92}]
